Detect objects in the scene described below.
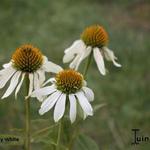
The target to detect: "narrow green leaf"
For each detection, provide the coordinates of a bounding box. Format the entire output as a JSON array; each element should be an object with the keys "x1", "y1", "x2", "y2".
[
  {"x1": 9, "y1": 128, "x2": 24, "y2": 132},
  {"x1": 73, "y1": 134, "x2": 99, "y2": 150},
  {"x1": 93, "y1": 103, "x2": 107, "y2": 112},
  {"x1": 32, "y1": 124, "x2": 57, "y2": 138}
]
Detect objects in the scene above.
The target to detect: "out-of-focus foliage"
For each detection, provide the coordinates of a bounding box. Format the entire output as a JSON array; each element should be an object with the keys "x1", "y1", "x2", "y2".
[{"x1": 0, "y1": 0, "x2": 149, "y2": 149}]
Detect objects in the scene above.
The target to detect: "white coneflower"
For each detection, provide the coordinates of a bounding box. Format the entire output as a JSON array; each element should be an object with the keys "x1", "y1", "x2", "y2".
[
  {"x1": 63, "y1": 25, "x2": 121, "y2": 75},
  {"x1": 0, "y1": 44, "x2": 63, "y2": 99},
  {"x1": 31, "y1": 69, "x2": 94, "y2": 123}
]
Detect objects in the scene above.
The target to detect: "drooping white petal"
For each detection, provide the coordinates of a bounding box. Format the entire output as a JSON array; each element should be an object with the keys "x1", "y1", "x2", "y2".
[
  {"x1": 75, "y1": 52, "x2": 88, "y2": 70},
  {"x1": 0, "y1": 66, "x2": 16, "y2": 88},
  {"x1": 63, "y1": 53, "x2": 75, "y2": 63},
  {"x1": 28, "y1": 73, "x2": 34, "y2": 96},
  {"x1": 43, "y1": 60, "x2": 63, "y2": 73},
  {"x1": 64, "y1": 40, "x2": 86, "y2": 54},
  {"x1": 43, "y1": 77, "x2": 56, "y2": 86},
  {"x1": 103, "y1": 47, "x2": 122, "y2": 67},
  {"x1": 2, "y1": 71, "x2": 21, "y2": 99},
  {"x1": 37, "y1": 69, "x2": 45, "y2": 86},
  {"x1": 82, "y1": 87, "x2": 94, "y2": 102},
  {"x1": 76, "y1": 91, "x2": 93, "y2": 116},
  {"x1": 74, "y1": 46, "x2": 92, "y2": 70},
  {"x1": 54, "y1": 93, "x2": 66, "y2": 122},
  {"x1": 93, "y1": 48, "x2": 106, "y2": 75},
  {"x1": 83, "y1": 112, "x2": 87, "y2": 120},
  {"x1": 15, "y1": 73, "x2": 25, "y2": 99},
  {"x1": 31, "y1": 85, "x2": 56, "y2": 98},
  {"x1": 42, "y1": 56, "x2": 48, "y2": 64},
  {"x1": 102, "y1": 47, "x2": 116, "y2": 61},
  {"x1": 34, "y1": 72, "x2": 40, "y2": 90},
  {"x1": 83, "y1": 80, "x2": 87, "y2": 86},
  {"x1": 39, "y1": 91, "x2": 62, "y2": 115},
  {"x1": 2, "y1": 62, "x2": 12, "y2": 68},
  {"x1": 63, "y1": 40, "x2": 86, "y2": 63},
  {"x1": 69, "y1": 54, "x2": 81, "y2": 69},
  {"x1": 112, "y1": 60, "x2": 122, "y2": 67},
  {"x1": 69, "y1": 94, "x2": 77, "y2": 123},
  {"x1": 83, "y1": 46, "x2": 92, "y2": 59},
  {"x1": 0, "y1": 68, "x2": 6, "y2": 75}
]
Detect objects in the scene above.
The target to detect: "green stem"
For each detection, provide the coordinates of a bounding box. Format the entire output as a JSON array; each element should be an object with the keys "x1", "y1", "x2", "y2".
[
  {"x1": 25, "y1": 75, "x2": 31, "y2": 150},
  {"x1": 56, "y1": 121, "x2": 62, "y2": 150},
  {"x1": 83, "y1": 51, "x2": 93, "y2": 77},
  {"x1": 67, "y1": 52, "x2": 93, "y2": 150}
]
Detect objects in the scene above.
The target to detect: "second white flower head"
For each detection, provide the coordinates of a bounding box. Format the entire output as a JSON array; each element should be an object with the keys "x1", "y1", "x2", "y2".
[
  {"x1": 63, "y1": 25, "x2": 121, "y2": 75},
  {"x1": 31, "y1": 69, "x2": 94, "y2": 123}
]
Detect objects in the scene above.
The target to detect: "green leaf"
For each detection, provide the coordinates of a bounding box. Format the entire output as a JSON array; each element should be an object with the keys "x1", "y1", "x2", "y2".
[
  {"x1": 9, "y1": 128, "x2": 24, "y2": 133},
  {"x1": 93, "y1": 103, "x2": 107, "y2": 112},
  {"x1": 32, "y1": 124, "x2": 57, "y2": 138},
  {"x1": 73, "y1": 134, "x2": 99, "y2": 150},
  {"x1": 30, "y1": 118, "x2": 55, "y2": 137},
  {"x1": 31, "y1": 124, "x2": 58, "y2": 146},
  {"x1": 0, "y1": 134, "x2": 23, "y2": 145}
]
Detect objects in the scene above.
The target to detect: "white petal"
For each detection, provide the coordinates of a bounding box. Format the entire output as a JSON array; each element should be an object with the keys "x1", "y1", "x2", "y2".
[
  {"x1": 64, "y1": 40, "x2": 85, "y2": 54},
  {"x1": 76, "y1": 91, "x2": 93, "y2": 116},
  {"x1": 34, "y1": 72, "x2": 40, "y2": 90},
  {"x1": 2, "y1": 62, "x2": 12, "y2": 68},
  {"x1": 103, "y1": 47, "x2": 121, "y2": 67},
  {"x1": 63, "y1": 53, "x2": 75, "y2": 63},
  {"x1": 39, "y1": 91, "x2": 62, "y2": 115},
  {"x1": 2, "y1": 71, "x2": 21, "y2": 99},
  {"x1": 15, "y1": 73, "x2": 25, "y2": 99},
  {"x1": 28, "y1": 73, "x2": 34, "y2": 96},
  {"x1": 69, "y1": 94, "x2": 77, "y2": 123},
  {"x1": 43, "y1": 61, "x2": 63, "y2": 73},
  {"x1": 112, "y1": 60, "x2": 122, "y2": 67},
  {"x1": 54, "y1": 93, "x2": 66, "y2": 122},
  {"x1": 83, "y1": 81, "x2": 87, "y2": 87},
  {"x1": 42, "y1": 56, "x2": 48, "y2": 64},
  {"x1": 74, "y1": 46, "x2": 92, "y2": 70},
  {"x1": 74, "y1": 51, "x2": 89, "y2": 70},
  {"x1": 93, "y1": 48, "x2": 106, "y2": 75},
  {"x1": 37, "y1": 69, "x2": 45, "y2": 85},
  {"x1": 69, "y1": 54, "x2": 81, "y2": 69},
  {"x1": 31, "y1": 85, "x2": 56, "y2": 98},
  {"x1": 43, "y1": 77, "x2": 56, "y2": 86},
  {"x1": 83, "y1": 46, "x2": 92, "y2": 59},
  {"x1": 82, "y1": 87, "x2": 94, "y2": 102},
  {"x1": 0, "y1": 66, "x2": 16, "y2": 88},
  {"x1": 83, "y1": 112, "x2": 87, "y2": 120},
  {"x1": 63, "y1": 40, "x2": 86, "y2": 63}
]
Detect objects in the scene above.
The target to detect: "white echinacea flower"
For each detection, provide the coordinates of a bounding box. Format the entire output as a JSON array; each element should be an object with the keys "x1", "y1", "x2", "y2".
[
  {"x1": 63, "y1": 25, "x2": 121, "y2": 75},
  {"x1": 31, "y1": 69, "x2": 94, "y2": 123},
  {"x1": 0, "y1": 44, "x2": 63, "y2": 99}
]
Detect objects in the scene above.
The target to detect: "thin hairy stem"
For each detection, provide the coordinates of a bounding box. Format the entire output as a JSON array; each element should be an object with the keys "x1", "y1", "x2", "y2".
[
  {"x1": 25, "y1": 75, "x2": 31, "y2": 150},
  {"x1": 56, "y1": 121, "x2": 62, "y2": 150},
  {"x1": 83, "y1": 51, "x2": 93, "y2": 77}
]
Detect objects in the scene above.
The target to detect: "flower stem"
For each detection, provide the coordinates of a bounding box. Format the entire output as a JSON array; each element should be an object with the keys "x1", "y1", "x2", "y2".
[
  {"x1": 56, "y1": 121, "x2": 62, "y2": 150},
  {"x1": 25, "y1": 75, "x2": 31, "y2": 150},
  {"x1": 83, "y1": 51, "x2": 93, "y2": 77}
]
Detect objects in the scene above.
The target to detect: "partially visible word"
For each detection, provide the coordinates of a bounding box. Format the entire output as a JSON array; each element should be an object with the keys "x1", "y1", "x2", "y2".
[
  {"x1": 131, "y1": 129, "x2": 150, "y2": 145},
  {"x1": 0, "y1": 136, "x2": 19, "y2": 144}
]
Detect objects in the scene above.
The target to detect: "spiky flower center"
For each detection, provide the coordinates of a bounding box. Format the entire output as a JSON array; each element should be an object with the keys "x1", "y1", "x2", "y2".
[
  {"x1": 81, "y1": 25, "x2": 108, "y2": 48},
  {"x1": 12, "y1": 44, "x2": 43, "y2": 73},
  {"x1": 55, "y1": 69, "x2": 84, "y2": 94}
]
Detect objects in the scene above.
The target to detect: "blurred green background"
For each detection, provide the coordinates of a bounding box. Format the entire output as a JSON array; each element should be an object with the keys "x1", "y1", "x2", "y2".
[{"x1": 0, "y1": 0, "x2": 150, "y2": 149}]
